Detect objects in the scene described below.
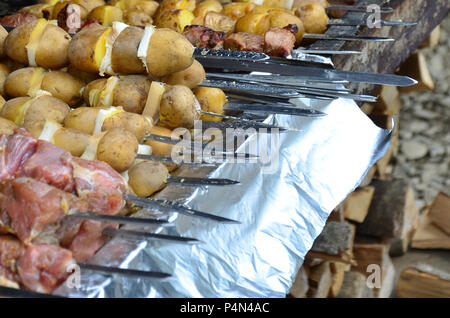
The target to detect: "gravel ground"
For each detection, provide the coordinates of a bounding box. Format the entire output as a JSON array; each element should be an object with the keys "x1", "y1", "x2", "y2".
[{"x1": 392, "y1": 15, "x2": 450, "y2": 211}]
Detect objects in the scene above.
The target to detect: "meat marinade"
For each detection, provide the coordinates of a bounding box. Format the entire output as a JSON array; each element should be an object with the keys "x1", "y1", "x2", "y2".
[{"x1": 0, "y1": 129, "x2": 129, "y2": 293}]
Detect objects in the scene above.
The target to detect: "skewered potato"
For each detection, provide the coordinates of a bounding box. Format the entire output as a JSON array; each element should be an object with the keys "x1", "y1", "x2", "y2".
[
  {"x1": 154, "y1": 9, "x2": 195, "y2": 33},
  {"x1": 128, "y1": 161, "x2": 169, "y2": 197},
  {"x1": 194, "y1": 87, "x2": 227, "y2": 122},
  {"x1": 144, "y1": 125, "x2": 175, "y2": 157},
  {"x1": 64, "y1": 107, "x2": 103, "y2": 134},
  {"x1": 110, "y1": 26, "x2": 146, "y2": 74},
  {"x1": 5, "y1": 67, "x2": 84, "y2": 107},
  {"x1": 294, "y1": 2, "x2": 329, "y2": 34},
  {"x1": 159, "y1": 85, "x2": 200, "y2": 129},
  {"x1": 87, "y1": 5, "x2": 124, "y2": 26},
  {"x1": 235, "y1": 12, "x2": 270, "y2": 35},
  {"x1": 5, "y1": 19, "x2": 71, "y2": 69},
  {"x1": 222, "y1": 2, "x2": 256, "y2": 20},
  {"x1": 194, "y1": 0, "x2": 223, "y2": 17},
  {"x1": 83, "y1": 75, "x2": 151, "y2": 114},
  {"x1": 102, "y1": 112, "x2": 152, "y2": 143},
  {"x1": 52, "y1": 127, "x2": 90, "y2": 157},
  {"x1": 159, "y1": 60, "x2": 206, "y2": 89},
  {"x1": 0, "y1": 117, "x2": 18, "y2": 136},
  {"x1": 0, "y1": 64, "x2": 10, "y2": 96},
  {"x1": 2, "y1": 95, "x2": 70, "y2": 138},
  {"x1": 0, "y1": 26, "x2": 8, "y2": 59},
  {"x1": 97, "y1": 128, "x2": 139, "y2": 173},
  {"x1": 268, "y1": 11, "x2": 305, "y2": 44}
]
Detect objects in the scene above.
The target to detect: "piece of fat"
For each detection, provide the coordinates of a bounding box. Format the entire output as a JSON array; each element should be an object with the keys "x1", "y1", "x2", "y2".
[
  {"x1": 93, "y1": 106, "x2": 124, "y2": 135},
  {"x1": 26, "y1": 19, "x2": 48, "y2": 67},
  {"x1": 142, "y1": 81, "x2": 165, "y2": 121},
  {"x1": 27, "y1": 67, "x2": 47, "y2": 97},
  {"x1": 99, "y1": 22, "x2": 129, "y2": 76},
  {"x1": 137, "y1": 25, "x2": 156, "y2": 73},
  {"x1": 38, "y1": 120, "x2": 62, "y2": 143},
  {"x1": 98, "y1": 76, "x2": 119, "y2": 107}
]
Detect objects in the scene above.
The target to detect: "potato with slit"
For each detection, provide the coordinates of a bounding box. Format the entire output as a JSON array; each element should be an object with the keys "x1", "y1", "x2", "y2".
[
  {"x1": 194, "y1": 87, "x2": 227, "y2": 122},
  {"x1": 97, "y1": 128, "x2": 138, "y2": 173},
  {"x1": 0, "y1": 64, "x2": 10, "y2": 96},
  {"x1": 155, "y1": 9, "x2": 195, "y2": 33},
  {"x1": 159, "y1": 85, "x2": 200, "y2": 129},
  {"x1": 295, "y1": 2, "x2": 329, "y2": 34},
  {"x1": 102, "y1": 112, "x2": 152, "y2": 143},
  {"x1": 269, "y1": 11, "x2": 305, "y2": 44},
  {"x1": 235, "y1": 13, "x2": 270, "y2": 35},
  {"x1": 35, "y1": 24, "x2": 71, "y2": 69},
  {"x1": 222, "y1": 3, "x2": 255, "y2": 20},
  {"x1": 53, "y1": 128, "x2": 90, "y2": 157},
  {"x1": 0, "y1": 117, "x2": 18, "y2": 136},
  {"x1": 128, "y1": 161, "x2": 169, "y2": 197},
  {"x1": 87, "y1": 5, "x2": 124, "y2": 26},
  {"x1": 111, "y1": 26, "x2": 146, "y2": 74},
  {"x1": 22, "y1": 96, "x2": 71, "y2": 138},
  {"x1": 41, "y1": 71, "x2": 84, "y2": 107},
  {"x1": 1, "y1": 97, "x2": 32, "y2": 124},
  {"x1": 0, "y1": 26, "x2": 8, "y2": 59},
  {"x1": 194, "y1": 0, "x2": 223, "y2": 17},
  {"x1": 64, "y1": 107, "x2": 103, "y2": 134},
  {"x1": 4, "y1": 20, "x2": 40, "y2": 65},
  {"x1": 159, "y1": 60, "x2": 205, "y2": 89},
  {"x1": 145, "y1": 28, "x2": 195, "y2": 78},
  {"x1": 112, "y1": 76, "x2": 152, "y2": 114},
  {"x1": 68, "y1": 25, "x2": 111, "y2": 74},
  {"x1": 4, "y1": 67, "x2": 46, "y2": 98},
  {"x1": 203, "y1": 12, "x2": 236, "y2": 34}
]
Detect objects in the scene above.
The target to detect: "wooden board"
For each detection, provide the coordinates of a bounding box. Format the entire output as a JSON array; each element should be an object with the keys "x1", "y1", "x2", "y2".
[
  {"x1": 411, "y1": 212, "x2": 450, "y2": 250},
  {"x1": 307, "y1": 261, "x2": 333, "y2": 298},
  {"x1": 397, "y1": 267, "x2": 450, "y2": 298},
  {"x1": 343, "y1": 186, "x2": 375, "y2": 223}
]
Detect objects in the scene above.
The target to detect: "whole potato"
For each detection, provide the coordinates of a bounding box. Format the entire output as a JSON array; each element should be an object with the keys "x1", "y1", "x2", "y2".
[
  {"x1": 0, "y1": 117, "x2": 18, "y2": 136},
  {"x1": 68, "y1": 25, "x2": 111, "y2": 74},
  {"x1": 295, "y1": 2, "x2": 329, "y2": 34},
  {"x1": 222, "y1": 2, "x2": 256, "y2": 20},
  {"x1": 41, "y1": 71, "x2": 84, "y2": 107},
  {"x1": 0, "y1": 63, "x2": 11, "y2": 96},
  {"x1": 203, "y1": 12, "x2": 236, "y2": 34},
  {"x1": 22, "y1": 95, "x2": 71, "y2": 138},
  {"x1": 4, "y1": 67, "x2": 46, "y2": 98},
  {"x1": 111, "y1": 26, "x2": 146, "y2": 74},
  {"x1": 82, "y1": 78, "x2": 107, "y2": 107},
  {"x1": 112, "y1": 75, "x2": 151, "y2": 114},
  {"x1": 194, "y1": 87, "x2": 227, "y2": 122},
  {"x1": 0, "y1": 26, "x2": 8, "y2": 59},
  {"x1": 146, "y1": 28, "x2": 195, "y2": 78},
  {"x1": 128, "y1": 161, "x2": 169, "y2": 197},
  {"x1": 194, "y1": 0, "x2": 223, "y2": 17},
  {"x1": 97, "y1": 128, "x2": 139, "y2": 172},
  {"x1": 53, "y1": 127, "x2": 90, "y2": 157},
  {"x1": 88, "y1": 5, "x2": 124, "y2": 27},
  {"x1": 102, "y1": 112, "x2": 152, "y2": 142},
  {"x1": 268, "y1": 11, "x2": 305, "y2": 44},
  {"x1": 155, "y1": 9, "x2": 195, "y2": 33},
  {"x1": 159, "y1": 60, "x2": 206, "y2": 89},
  {"x1": 64, "y1": 107, "x2": 103, "y2": 134},
  {"x1": 124, "y1": 9, "x2": 153, "y2": 26},
  {"x1": 159, "y1": 85, "x2": 200, "y2": 129},
  {"x1": 35, "y1": 23, "x2": 71, "y2": 69},
  {"x1": 1, "y1": 97, "x2": 33, "y2": 125},
  {"x1": 235, "y1": 13, "x2": 270, "y2": 35},
  {"x1": 5, "y1": 20, "x2": 41, "y2": 65}
]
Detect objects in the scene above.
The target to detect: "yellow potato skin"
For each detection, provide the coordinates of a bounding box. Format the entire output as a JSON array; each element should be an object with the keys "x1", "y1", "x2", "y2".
[
  {"x1": 268, "y1": 11, "x2": 305, "y2": 44},
  {"x1": 194, "y1": 0, "x2": 223, "y2": 17},
  {"x1": 235, "y1": 13, "x2": 271, "y2": 35},
  {"x1": 0, "y1": 63, "x2": 10, "y2": 96},
  {"x1": 87, "y1": 5, "x2": 124, "y2": 26},
  {"x1": 0, "y1": 117, "x2": 18, "y2": 136},
  {"x1": 68, "y1": 25, "x2": 110, "y2": 74},
  {"x1": 1, "y1": 97, "x2": 32, "y2": 124},
  {"x1": 155, "y1": 9, "x2": 195, "y2": 33},
  {"x1": 159, "y1": 85, "x2": 200, "y2": 130},
  {"x1": 128, "y1": 161, "x2": 169, "y2": 197},
  {"x1": 155, "y1": 0, "x2": 196, "y2": 19},
  {"x1": 295, "y1": 2, "x2": 329, "y2": 34},
  {"x1": 111, "y1": 26, "x2": 146, "y2": 74},
  {"x1": 222, "y1": 3, "x2": 256, "y2": 20},
  {"x1": 97, "y1": 128, "x2": 139, "y2": 173},
  {"x1": 112, "y1": 75, "x2": 151, "y2": 114},
  {"x1": 194, "y1": 87, "x2": 227, "y2": 122},
  {"x1": 41, "y1": 71, "x2": 84, "y2": 107},
  {"x1": 5, "y1": 20, "x2": 40, "y2": 65},
  {"x1": 35, "y1": 24, "x2": 71, "y2": 69},
  {"x1": 159, "y1": 60, "x2": 206, "y2": 89},
  {"x1": 53, "y1": 127, "x2": 90, "y2": 157},
  {"x1": 22, "y1": 96, "x2": 71, "y2": 138},
  {"x1": 102, "y1": 112, "x2": 152, "y2": 143},
  {"x1": 4, "y1": 67, "x2": 41, "y2": 98},
  {"x1": 146, "y1": 28, "x2": 195, "y2": 78},
  {"x1": 64, "y1": 106, "x2": 102, "y2": 134}
]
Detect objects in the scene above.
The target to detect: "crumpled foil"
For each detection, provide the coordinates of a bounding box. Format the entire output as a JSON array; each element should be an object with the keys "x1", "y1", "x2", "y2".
[{"x1": 55, "y1": 95, "x2": 392, "y2": 298}]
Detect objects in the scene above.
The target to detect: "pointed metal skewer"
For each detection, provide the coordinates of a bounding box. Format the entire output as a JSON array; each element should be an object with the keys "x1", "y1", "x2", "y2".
[
  {"x1": 78, "y1": 263, "x2": 172, "y2": 280},
  {"x1": 103, "y1": 228, "x2": 201, "y2": 244},
  {"x1": 124, "y1": 194, "x2": 240, "y2": 224},
  {"x1": 167, "y1": 176, "x2": 240, "y2": 186},
  {"x1": 328, "y1": 19, "x2": 417, "y2": 27},
  {"x1": 296, "y1": 49, "x2": 361, "y2": 55},
  {"x1": 325, "y1": 5, "x2": 394, "y2": 13},
  {"x1": 68, "y1": 212, "x2": 169, "y2": 226},
  {"x1": 223, "y1": 103, "x2": 326, "y2": 117}
]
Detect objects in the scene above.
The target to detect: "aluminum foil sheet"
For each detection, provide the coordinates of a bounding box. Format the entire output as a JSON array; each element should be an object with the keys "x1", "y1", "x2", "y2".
[{"x1": 55, "y1": 96, "x2": 392, "y2": 298}]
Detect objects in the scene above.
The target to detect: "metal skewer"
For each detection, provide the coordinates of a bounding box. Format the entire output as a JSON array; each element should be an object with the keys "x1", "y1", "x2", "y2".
[
  {"x1": 0, "y1": 286, "x2": 64, "y2": 298},
  {"x1": 325, "y1": 5, "x2": 394, "y2": 13},
  {"x1": 328, "y1": 19, "x2": 417, "y2": 27},
  {"x1": 77, "y1": 263, "x2": 172, "y2": 281},
  {"x1": 303, "y1": 33, "x2": 394, "y2": 41},
  {"x1": 223, "y1": 103, "x2": 325, "y2": 117},
  {"x1": 124, "y1": 194, "x2": 240, "y2": 224},
  {"x1": 68, "y1": 212, "x2": 169, "y2": 226},
  {"x1": 103, "y1": 228, "x2": 201, "y2": 244}
]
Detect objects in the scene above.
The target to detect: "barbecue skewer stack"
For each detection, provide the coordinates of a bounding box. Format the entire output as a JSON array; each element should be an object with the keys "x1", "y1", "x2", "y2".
[{"x1": 0, "y1": 0, "x2": 420, "y2": 297}]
